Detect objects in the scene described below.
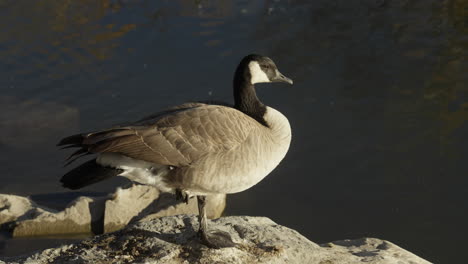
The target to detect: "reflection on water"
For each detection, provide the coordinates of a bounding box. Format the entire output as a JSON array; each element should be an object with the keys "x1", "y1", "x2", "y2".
[
  {"x1": 0, "y1": 1, "x2": 134, "y2": 80},
  {"x1": 0, "y1": 0, "x2": 467, "y2": 262},
  {"x1": 0, "y1": 96, "x2": 78, "y2": 148}
]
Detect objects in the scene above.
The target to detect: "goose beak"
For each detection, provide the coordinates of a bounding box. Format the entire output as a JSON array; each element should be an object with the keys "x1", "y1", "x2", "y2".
[{"x1": 272, "y1": 70, "x2": 293, "y2": 85}]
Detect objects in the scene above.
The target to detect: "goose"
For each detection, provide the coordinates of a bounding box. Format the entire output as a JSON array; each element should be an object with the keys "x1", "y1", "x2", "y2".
[{"x1": 58, "y1": 54, "x2": 293, "y2": 248}]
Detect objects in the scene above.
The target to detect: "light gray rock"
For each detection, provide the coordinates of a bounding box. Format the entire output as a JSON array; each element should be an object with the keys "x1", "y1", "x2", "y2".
[
  {"x1": 0, "y1": 194, "x2": 37, "y2": 226},
  {"x1": 104, "y1": 185, "x2": 226, "y2": 233},
  {"x1": 319, "y1": 238, "x2": 431, "y2": 264},
  {"x1": 104, "y1": 185, "x2": 162, "y2": 233},
  {"x1": 0, "y1": 193, "x2": 106, "y2": 236},
  {"x1": 12, "y1": 196, "x2": 106, "y2": 236},
  {"x1": 0, "y1": 185, "x2": 225, "y2": 237},
  {"x1": 1, "y1": 215, "x2": 431, "y2": 264}
]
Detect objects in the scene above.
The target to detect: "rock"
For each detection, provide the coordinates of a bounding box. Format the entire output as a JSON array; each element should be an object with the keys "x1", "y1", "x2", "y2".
[
  {"x1": 1, "y1": 215, "x2": 431, "y2": 264},
  {"x1": 12, "y1": 196, "x2": 106, "y2": 237},
  {"x1": 103, "y1": 185, "x2": 161, "y2": 233},
  {"x1": 0, "y1": 185, "x2": 225, "y2": 237},
  {"x1": 104, "y1": 185, "x2": 225, "y2": 233},
  {"x1": 0, "y1": 195, "x2": 37, "y2": 226},
  {"x1": 320, "y1": 238, "x2": 431, "y2": 264}
]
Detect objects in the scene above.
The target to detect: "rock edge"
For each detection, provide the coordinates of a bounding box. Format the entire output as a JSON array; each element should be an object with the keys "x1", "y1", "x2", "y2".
[
  {"x1": 0, "y1": 186, "x2": 225, "y2": 237},
  {"x1": 0, "y1": 215, "x2": 432, "y2": 264}
]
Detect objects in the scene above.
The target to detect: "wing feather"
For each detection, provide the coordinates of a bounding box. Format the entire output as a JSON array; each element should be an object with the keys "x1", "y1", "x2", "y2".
[{"x1": 59, "y1": 104, "x2": 260, "y2": 166}]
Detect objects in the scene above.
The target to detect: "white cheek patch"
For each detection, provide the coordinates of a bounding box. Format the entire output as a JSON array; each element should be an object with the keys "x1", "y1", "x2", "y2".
[{"x1": 248, "y1": 61, "x2": 270, "y2": 84}]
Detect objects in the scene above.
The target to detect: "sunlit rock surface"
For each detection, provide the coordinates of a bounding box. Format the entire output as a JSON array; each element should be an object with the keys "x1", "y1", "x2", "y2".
[
  {"x1": 0, "y1": 195, "x2": 38, "y2": 227},
  {"x1": 104, "y1": 185, "x2": 225, "y2": 233},
  {"x1": 13, "y1": 196, "x2": 106, "y2": 237},
  {"x1": 0, "y1": 215, "x2": 431, "y2": 264},
  {"x1": 0, "y1": 185, "x2": 225, "y2": 237}
]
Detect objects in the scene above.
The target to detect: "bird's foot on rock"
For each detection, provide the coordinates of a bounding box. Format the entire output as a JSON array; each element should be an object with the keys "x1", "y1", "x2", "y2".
[{"x1": 199, "y1": 230, "x2": 237, "y2": 249}]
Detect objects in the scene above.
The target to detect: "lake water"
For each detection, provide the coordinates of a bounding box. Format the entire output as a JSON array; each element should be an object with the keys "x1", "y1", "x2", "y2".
[{"x1": 1, "y1": 0, "x2": 467, "y2": 262}]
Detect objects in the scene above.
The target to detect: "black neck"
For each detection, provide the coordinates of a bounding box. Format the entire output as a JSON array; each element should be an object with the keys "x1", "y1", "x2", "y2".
[{"x1": 233, "y1": 67, "x2": 268, "y2": 127}]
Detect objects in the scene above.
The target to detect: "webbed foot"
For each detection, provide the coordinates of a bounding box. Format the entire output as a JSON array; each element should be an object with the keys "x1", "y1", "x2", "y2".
[
  {"x1": 199, "y1": 229, "x2": 237, "y2": 249},
  {"x1": 196, "y1": 195, "x2": 236, "y2": 248}
]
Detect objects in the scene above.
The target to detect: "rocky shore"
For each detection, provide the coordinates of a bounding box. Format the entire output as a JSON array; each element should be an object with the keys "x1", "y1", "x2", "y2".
[
  {"x1": 0, "y1": 188, "x2": 431, "y2": 263},
  {"x1": 0, "y1": 215, "x2": 430, "y2": 264}
]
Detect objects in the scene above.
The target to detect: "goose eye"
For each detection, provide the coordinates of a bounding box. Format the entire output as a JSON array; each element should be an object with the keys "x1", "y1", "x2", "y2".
[{"x1": 262, "y1": 64, "x2": 270, "y2": 69}]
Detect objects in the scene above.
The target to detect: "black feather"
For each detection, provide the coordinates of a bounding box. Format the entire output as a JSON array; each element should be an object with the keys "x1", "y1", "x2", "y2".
[
  {"x1": 60, "y1": 159, "x2": 123, "y2": 190},
  {"x1": 66, "y1": 148, "x2": 88, "y2": 160},
  {"x1": 64, "y1": 152, "x2": 91, "y2": 167},
  {"x1": 57, "y1": 133, "x2": 84, "y2": 146},
  {"x1": 60, "y1": 144, "x2": 83, "y2": 150}
]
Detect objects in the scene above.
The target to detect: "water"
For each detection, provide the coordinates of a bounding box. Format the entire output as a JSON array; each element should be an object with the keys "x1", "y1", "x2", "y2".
[{"x1": 1, "y1": 0, "x2": 467, "y2": 262}]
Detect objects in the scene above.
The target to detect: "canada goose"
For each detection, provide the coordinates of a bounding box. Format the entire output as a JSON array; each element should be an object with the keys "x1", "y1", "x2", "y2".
[{"x1": 58, "y1": 54, "x2": 293, "y2": 248}]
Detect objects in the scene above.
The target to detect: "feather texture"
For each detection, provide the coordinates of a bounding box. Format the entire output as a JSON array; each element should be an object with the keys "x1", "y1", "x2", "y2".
[{"x1": 59, "y1": 104, "x2": 259, "y2": 167}]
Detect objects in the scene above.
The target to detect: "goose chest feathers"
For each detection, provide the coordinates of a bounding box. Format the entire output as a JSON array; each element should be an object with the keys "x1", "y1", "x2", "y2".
[{"x1": 58, "y1": 54, "x2": 293, "y2": 248}]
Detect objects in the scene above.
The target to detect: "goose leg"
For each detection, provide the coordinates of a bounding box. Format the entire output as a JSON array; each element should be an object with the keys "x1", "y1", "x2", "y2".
[{"x1": 197, "y1": 195, "x2": 237, "y2": 248}]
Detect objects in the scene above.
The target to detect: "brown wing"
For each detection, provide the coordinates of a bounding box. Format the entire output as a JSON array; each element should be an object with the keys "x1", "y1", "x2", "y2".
[{"x1": 58, "y1": 104, "x2": 258, "y2": 166}]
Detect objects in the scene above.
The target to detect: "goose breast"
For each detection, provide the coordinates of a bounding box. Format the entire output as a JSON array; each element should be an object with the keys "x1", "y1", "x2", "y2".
[{"x1": 174, "y1": 106, "x2": 292, "y2": 195}]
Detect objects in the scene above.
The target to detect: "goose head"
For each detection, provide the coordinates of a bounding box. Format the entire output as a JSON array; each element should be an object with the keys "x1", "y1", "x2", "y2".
[
  {"x1": 237, "y1": 54, "x2": 293, "y2": 85},
  {"x1": 233, "y1": 54, "x2": 293, "y2": 126},
  {"x1": 249, "y1": 55, "x2": 293, "y2": 85}
]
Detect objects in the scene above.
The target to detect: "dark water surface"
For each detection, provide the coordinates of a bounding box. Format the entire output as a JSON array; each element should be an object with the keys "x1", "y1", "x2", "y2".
[{"x1": 1, "y1": 0, "x2": 467, "y2": 262}]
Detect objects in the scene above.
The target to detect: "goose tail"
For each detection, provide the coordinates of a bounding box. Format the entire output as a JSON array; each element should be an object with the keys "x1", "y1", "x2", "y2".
[{"x1": 60, "y1": 159, "x2": 122, "y2": 190}]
